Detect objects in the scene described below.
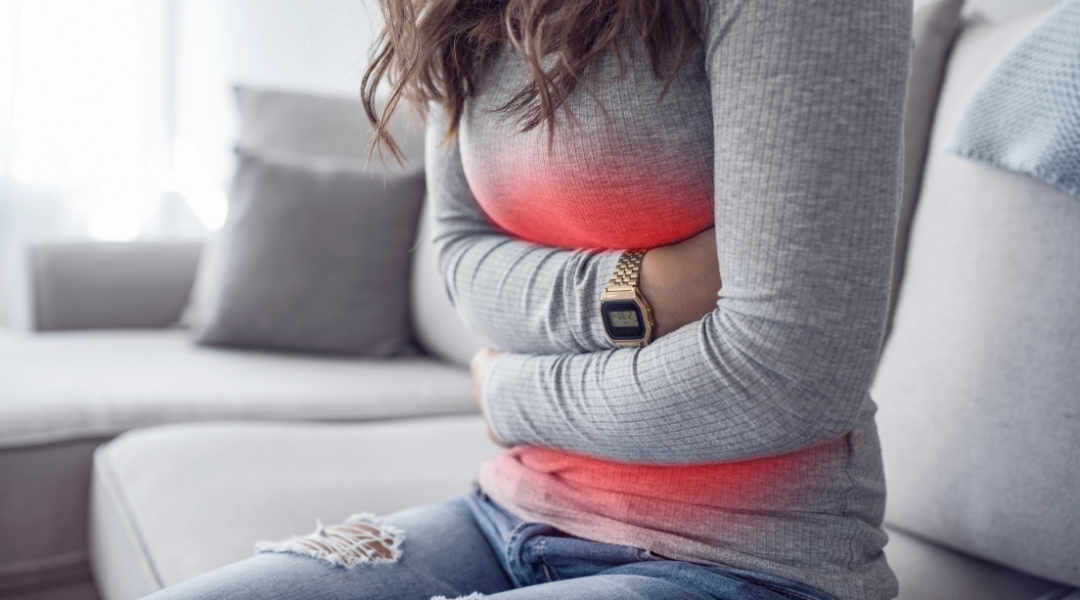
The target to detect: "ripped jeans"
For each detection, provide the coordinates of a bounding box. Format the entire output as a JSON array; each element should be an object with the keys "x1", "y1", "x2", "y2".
[{"x1": 139, "y1": 487, "x2": 837, "y2": 600}]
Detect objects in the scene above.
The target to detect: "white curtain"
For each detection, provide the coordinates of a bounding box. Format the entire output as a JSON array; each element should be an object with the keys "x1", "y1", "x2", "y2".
[
  {"x1": 168, "y1": 0, "x2": 376, "y2": 220},
  {"x1": 0, "y1": 0, "x2": 169, "y2": 239}
]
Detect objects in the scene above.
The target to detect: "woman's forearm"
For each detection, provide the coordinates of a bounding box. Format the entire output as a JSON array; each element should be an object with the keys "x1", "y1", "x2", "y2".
[
  {"x1": 430, "y1": 106, "x2": 723, "y2": 354},
  {"x1": 428, "y1": 106, "x2": 621, "y2": 356},
  {"x1": 639, "y1": 227, "x2": 722, "y2": 339}
]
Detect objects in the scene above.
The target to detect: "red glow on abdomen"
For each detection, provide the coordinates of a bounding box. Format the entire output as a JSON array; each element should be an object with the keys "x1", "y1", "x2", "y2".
[
  {"x1": 480, "y1": 179, "x2": 713, "y2": 250},
  {"x1": 481, "y1": 443, "x2": 843, "y2": 527},
  {"x1": 463, "y1": 143, "x2": 714, "y2": 251}
]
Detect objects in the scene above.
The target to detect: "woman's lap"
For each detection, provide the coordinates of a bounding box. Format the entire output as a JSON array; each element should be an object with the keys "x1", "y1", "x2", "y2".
[
  {"x1": 141, "y1": 498, "x2": 512, "y2": 600},
  {"x1": 139, "y1": 490, "x2": 833, "y2": 600}
]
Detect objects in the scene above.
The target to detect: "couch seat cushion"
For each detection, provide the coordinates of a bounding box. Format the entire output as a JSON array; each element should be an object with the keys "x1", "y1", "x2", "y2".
[
  {"x1": 0, "y1": 329, "x2": 473, "y2": 447},
  {"x1": 88, "y1": 417, "x2": 1077, "y2": 600},
  {"x1": 89, "y1": 417, "x2": 502, "y2": 600},
  {"x1": 885, "y1": 526, "x2": 1072, "y2": 600},
  {"x1": 0, "y1": 329, "x2": 474, "y2": 597}
]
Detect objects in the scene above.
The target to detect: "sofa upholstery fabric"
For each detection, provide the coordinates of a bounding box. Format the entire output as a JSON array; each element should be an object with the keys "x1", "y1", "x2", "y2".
[
  {"x1": 885, "y1": 527, "x2": 1068, "y2": 600},
  {"x1": 89, "y1": 418, "x2": 502, "y2": 600},
  {"x1": 0, "y1": 328, "x2": 474, "y2": 597},
  {"x1": 189, "y1": 150, "x2": 425, "y2": 356},
  {"x1": 0, "y1": 438, "x2": 106, "y2": 599},
  {"x1": 0, "y1": 330, "x2": 473, "y2": 446},
  {"x1": 873, "y1": 7, "x2": 1080, "y2": 587},
  {"x1": 233, "y1": 86, "x2": 425, "y2": 164},
  {"x1": 29, "y1": 242, "x2": 201, "y2": 332},
  {"x1": 409, "y1": 203, "x2": 489, "y2": 367},
  {"x1": 887, "y1": 0, "x2": 965, "y2": 339}
]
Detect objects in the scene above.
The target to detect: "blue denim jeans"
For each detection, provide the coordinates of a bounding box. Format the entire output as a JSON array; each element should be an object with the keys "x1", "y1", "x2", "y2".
[{"x1": 141, "y1": 487, "x2": 837, "y2": 600}]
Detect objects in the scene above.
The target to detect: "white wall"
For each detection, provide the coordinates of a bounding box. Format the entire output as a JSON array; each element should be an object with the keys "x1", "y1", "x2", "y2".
[{"x1": 171, "y1": 0, "x2": 381, "y2": 217}]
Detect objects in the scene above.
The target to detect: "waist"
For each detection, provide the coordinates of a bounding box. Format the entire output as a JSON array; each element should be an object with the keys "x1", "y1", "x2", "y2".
[
  {"x1": 477, "y1": 423, "x2": 894, "y2": 600},
  {"x1": 482, "y1": 442, "x2": 851, "y2": 515}
]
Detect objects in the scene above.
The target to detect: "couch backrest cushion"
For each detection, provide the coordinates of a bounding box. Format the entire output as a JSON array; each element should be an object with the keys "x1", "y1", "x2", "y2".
[
  {"x1": 872, "y1": 8, "x2": 1080, "y2": 587},
  {"x1": 30, "y1": 241, "x2": 202, "y2": 331},
  {"x1": 234, "y1": 86, "x2": 425, "y2": 164},
  {"x1": 886, "y1": 0, "x2": 965, "y2": 341},
  {"x1": 409, "y1": 202, "x2": 489, "y2": 367}
]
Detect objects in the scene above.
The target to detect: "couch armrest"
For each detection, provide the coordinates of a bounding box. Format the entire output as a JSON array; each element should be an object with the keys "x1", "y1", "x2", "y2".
[{"x1": 28, "y1": 241, "x2": 203, "y2": 331}]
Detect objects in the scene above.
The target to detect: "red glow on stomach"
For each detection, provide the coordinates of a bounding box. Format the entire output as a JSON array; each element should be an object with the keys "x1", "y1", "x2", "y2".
[
  {"x1": 468, "y1": 162, "x2": 714, "y2": 251},
  {"x1": 485, "y1": 187, "x2": 712, "y2": 250},
  {"x1": 484, "y1": 443, "x2": 840, "y2": 521}
]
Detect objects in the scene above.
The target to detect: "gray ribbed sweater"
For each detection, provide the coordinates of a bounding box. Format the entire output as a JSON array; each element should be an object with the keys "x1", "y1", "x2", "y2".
[{"x1": 427, "y1": 2, "x2": 911, "y2": 599}]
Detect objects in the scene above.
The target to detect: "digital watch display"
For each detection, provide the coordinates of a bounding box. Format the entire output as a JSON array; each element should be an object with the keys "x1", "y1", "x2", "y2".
[{"x1": 601, "y1": 302, "x2": 646, "y2": 340}]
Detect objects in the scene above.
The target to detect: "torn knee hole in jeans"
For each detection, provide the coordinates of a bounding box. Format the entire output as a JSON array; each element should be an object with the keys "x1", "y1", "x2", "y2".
[{"x1": 255, "y1": 513, "x2": 404, "y2": 567}]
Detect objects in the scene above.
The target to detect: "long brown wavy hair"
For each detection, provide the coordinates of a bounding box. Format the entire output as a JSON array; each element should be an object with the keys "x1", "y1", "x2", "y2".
[{"x1": 361, "y1": 0, "x2": 705, "y2": 162}]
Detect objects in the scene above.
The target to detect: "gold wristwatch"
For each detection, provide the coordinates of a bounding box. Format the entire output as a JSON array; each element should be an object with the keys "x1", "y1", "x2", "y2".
[{"x1": 600, "y1": 251, "x2": 655, "y2": 348}]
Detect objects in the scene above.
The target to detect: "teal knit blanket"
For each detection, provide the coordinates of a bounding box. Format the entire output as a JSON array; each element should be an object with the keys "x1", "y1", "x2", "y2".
[{"x1": 948, "y1": 0, "x2": 1080, "y2": 197}]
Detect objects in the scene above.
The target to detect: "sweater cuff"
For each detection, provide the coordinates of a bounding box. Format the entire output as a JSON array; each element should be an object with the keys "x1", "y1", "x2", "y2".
[
  {"x1": 480, "y1": 350, "x2": 513, "y2": 444},
  {"x1": 480, "y1": 351, "x2": 543, "y2": 447}
]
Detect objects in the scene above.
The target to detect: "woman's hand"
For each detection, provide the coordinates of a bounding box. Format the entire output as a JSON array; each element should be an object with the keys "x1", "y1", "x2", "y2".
[
  {"x1": 471, "y1": 348, "x2": 511, "y2": 448},
  {"x1": 638, "y1": 227, "x2": 723, "y2": 339}
]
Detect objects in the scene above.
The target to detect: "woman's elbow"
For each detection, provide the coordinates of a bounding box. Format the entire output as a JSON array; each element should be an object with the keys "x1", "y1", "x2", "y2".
[
  {"x1": 763, "y1": 384, "x2": 866, "y2": 453},
  {"x1": 676, "y1": 386, "x2": 865, "y2": 462}
]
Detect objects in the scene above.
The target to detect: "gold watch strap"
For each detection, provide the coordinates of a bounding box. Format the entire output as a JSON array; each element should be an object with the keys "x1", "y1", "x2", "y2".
[{"x1": 606, "y1": 251, "x2": 646, "y2": 291}]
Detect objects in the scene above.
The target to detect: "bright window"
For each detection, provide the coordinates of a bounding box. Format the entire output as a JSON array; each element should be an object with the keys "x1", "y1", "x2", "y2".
[{"x1": 0, "y1": 0, "x2": 164, "y2": 241}]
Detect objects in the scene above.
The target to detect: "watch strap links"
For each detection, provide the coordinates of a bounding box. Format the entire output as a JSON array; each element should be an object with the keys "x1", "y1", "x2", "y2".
[{"x1": 605, "y1": 250, "x2": 646, "y2": 291}]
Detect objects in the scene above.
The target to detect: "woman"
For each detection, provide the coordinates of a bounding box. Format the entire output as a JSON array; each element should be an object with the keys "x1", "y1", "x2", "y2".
[{"x1": 147, "y1": 0, "x2": 910, "y2": 598}]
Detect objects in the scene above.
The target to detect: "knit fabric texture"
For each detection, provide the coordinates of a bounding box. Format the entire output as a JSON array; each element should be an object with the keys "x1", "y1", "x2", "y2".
[
  {"x1": 948, "y1": 0, "x2": 1080, "y2": 197},
  {"x1": 427, "y1": 2, "x2": 912, "y2": 599}
]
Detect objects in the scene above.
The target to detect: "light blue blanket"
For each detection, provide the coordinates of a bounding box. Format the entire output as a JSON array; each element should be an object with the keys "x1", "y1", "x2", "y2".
[{"x1": 948, "y1": 0, "x2": 1080, "y2": 197}]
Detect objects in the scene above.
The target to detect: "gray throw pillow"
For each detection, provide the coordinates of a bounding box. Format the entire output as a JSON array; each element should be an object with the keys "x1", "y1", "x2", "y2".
[
  {"x1": 886, "y1": 0, "x2": 965, "y2": 341},
  {"x1": 189, "y1": 149, "x2": 425, "y2": 356}
]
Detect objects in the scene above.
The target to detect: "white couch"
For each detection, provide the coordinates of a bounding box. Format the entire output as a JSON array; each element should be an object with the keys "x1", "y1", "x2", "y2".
[
  {"x1": 1, "y1": 5, "x2": 1077, "y2": 600},
  {"x1": 0, "y1": 205, "x2": 488, "y2": 600}
]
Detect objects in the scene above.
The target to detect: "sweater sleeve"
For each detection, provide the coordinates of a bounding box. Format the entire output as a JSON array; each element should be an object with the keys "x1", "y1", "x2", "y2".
[
  {"x1": 428, "y1": 106, "x2": 622, "y2": 355},
  {"x1": 482, "y1": 0, "x2": 912, "y2": 463}
]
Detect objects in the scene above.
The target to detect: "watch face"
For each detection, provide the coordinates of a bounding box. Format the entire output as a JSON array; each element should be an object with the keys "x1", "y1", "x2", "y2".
[{"x1": 602, "y1": 301, "x2": 646, "y2": 340}]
